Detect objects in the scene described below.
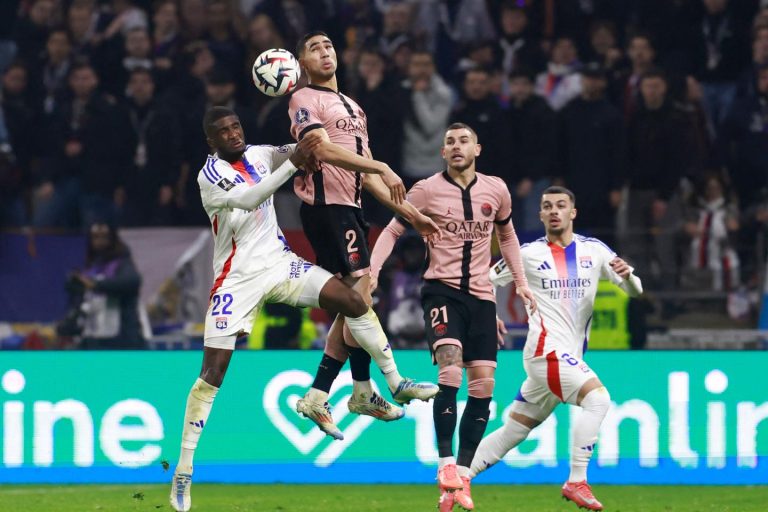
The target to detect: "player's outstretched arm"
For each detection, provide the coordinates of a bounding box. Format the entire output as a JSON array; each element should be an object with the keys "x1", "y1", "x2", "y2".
[
  {"x1": 496, "y1": 221, "x2": 537, "y2": 313},
  {"x1": 362, "y1": 174, "x2": 440, "y2": 238},
  {"x1": 369, "y1": 218, "x2": 408, "y2": 294},
  {"x1": 205, "y1": 135, "x2": 321, "y2": 211},
  {"x1": 306, "y1": 127, "x2": 406, "y2": 203}
]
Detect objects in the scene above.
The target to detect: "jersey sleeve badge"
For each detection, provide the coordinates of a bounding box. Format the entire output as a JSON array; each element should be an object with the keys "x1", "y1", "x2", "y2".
[{"x1": 217, "y1": 177, "x2": 236, "y2": 191}]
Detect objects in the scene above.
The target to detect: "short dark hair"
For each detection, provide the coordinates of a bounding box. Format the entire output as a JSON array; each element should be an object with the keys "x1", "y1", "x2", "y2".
[
  {"x1": 446, "y1": 122, "x2": 478, "y2": 142},
  {"x1": 641, "y1": 66, "x2": 667, "y2": 83},
  {"x1": 542, "y1": 185, "x2": 576, "y2": 205},
  {"x1": 203, "y1": 106, "x2": 237, "y2": 138},
  {"x1": 296, "y1": 30, "x2": 330, "y2": 57}
]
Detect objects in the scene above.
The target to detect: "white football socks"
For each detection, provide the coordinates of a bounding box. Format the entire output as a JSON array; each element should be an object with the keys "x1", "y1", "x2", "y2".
[
  {"x1": 570, "y1": 387, "x2": 611, "y2": 482},
  {"x1": 176, "y1": 378, "x2": 218, "y2": 475},
  {"x1": 469, "y1": 418, "x2": 531, "y2": 478},
  {"x1": 344, "y1": 308, "x2": 403, "y2": 391}
]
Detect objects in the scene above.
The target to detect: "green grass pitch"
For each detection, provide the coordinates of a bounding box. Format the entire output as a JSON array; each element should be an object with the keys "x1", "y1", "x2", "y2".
[{"x1": 2, "y1": 484, "x2": 767, "y2": 511}]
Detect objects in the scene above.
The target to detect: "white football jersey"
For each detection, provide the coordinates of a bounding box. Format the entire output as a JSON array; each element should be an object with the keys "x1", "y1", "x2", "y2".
[
  {"x1": 491, "y1": 235, "x2": 633, "y2": 360},
  {"x1": 198, "y1": 144, "x2": 296, "y2": 292}
]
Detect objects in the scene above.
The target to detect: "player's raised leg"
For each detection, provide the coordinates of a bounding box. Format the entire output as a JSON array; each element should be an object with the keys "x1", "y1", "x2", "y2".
[
  {"x1": 342, "y1": 273, "x2": 403, "y2": 420},
  {"x1": 469, "y1": 389, "x2": 557, "y2": 477},
  {"x1": 319, "y1": 277, "x2": 439, "y2": 403},
  {"x1": 170, "y1": 343, "x2": 233, "y2": 512},
  {"x1": 561, "y1": 377, "x2": 610, "y2": 511},
  {"x1": 295, "y1": 314, "x2": 349, "y2": 440}
]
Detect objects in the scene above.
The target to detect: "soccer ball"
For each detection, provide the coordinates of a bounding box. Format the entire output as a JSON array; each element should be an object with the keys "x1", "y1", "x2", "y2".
[{"x1": 251, "y1": 48, "x2": 301, "y2": 97}]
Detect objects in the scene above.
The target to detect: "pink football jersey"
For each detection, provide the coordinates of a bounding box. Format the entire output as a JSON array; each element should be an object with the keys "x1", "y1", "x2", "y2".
[
  {"x1": 406, "y1": 171, "x2": 513, "y2": 302},
  {"x1": 289, "y1": 85, "x2": 372, "y2": 208}
]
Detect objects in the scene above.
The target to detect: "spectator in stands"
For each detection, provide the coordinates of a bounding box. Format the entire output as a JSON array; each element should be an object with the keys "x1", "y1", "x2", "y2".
[
  {"x1": 683, "y1": 172, "x2": 740, "y2": 292},
  {"x1": 611, "y1": 32, "x2": 656, "y2": 122},
  {"x1": 585, "y1": 20, "x2": 623, "y2": 73},
  {"x1": 14, "y1": 0, "x2": 57, "y2": 66},
  {"x1": 66, "y1": 0, "x2": 100, "y2": 63},
  {"x1": 383, "y1": 232, "x2": 427, "y2": 348},
  {"x1": 179, "y1": 0, "x2": 208, "y2": 42},
  {"x1": 720, "y1": 63, "x2": 768, "y2": 208},
  {"x1": 65, "y1": 222, "x2": 146, "y2": 350},
  {"x1": 495, "y1": 2, "x2": 545, "y2": 81},
  {"x1": 0, "y1": 62, "x2": 38, "y2": 227},
  {"x1": 152, "y1": 0, "x2": 181, "y2": 72},
  {"x1": 31, "y1": 28, "x2": 73, "y2": 115},
  {"x1": 736, "y1": 25, "x2": 768, "y2": 99},
  {"x1": 507, "y1": 69, "x2": 558, "y2": 231},
  {"x1": 121, "y1": 68, "x2": 182, "y2": 226},
  {"x1": 535, "y1": 36, "x2": 582, "y2": 110},
  {"x1": 0, "y1": 1, "x2": 19, "y2": 73},
  {"x1": 413, "y1": 0, "x2": 496, "y2": 78},
  {"x1": 400, "y1": 49, "x2": 452, "y2": 186},
  {"x1": 372, "y1": 2, "x2": 413, "y2": 59},
  {"x1": 685, "y1": 0, "x2": 751, "y2": 135},
  {"x1": 352, "y1": 48, "x2": 403, "y2": 171},
  {"x1": 451, "y1": 67, "x2": 507, "y2": 176},
  {"x1": 205, "y1": 0, "x2": 245, "y2": 79},
  {"x1": 559, "y1": 63, "x2": 624, "y2": 240},
  {"x1": 33, "y1": 62, "x2": 133, "y2": 228},
  {"x1": 620, "y1": 67, "x2": 704, "y2": 289},
  {"x1": 101, "y1": 27, "x2": 154, "y2": 98}
]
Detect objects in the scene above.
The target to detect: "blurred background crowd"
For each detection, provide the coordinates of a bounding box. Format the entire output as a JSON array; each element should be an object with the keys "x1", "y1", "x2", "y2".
[{"x1": 1, "y1": 0, "x2": 767, "y2": 350}]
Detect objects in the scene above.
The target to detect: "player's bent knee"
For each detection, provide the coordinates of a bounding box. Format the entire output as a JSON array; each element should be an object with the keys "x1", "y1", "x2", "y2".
[
  {"x1": 581, "y1": 386, "x2": 611, "y2": 417},
  {"x1": 438, "y1": 365, "x2": 463, "y2": 388},
  {"x1": 467, "y1": 377, "x2": 495, "y2": 398},
  {"x1": 338, "y1": 288, "x2": 368, "y2": 318}
]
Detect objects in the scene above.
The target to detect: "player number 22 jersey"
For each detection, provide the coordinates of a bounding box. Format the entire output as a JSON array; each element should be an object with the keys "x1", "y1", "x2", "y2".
[{"x1": 198, "y1": 144, "x2": 295, "y2": 287}]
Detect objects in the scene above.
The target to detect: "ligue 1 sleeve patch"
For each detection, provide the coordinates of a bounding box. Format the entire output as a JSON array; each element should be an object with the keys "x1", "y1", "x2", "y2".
[
  {"x1": 294, "y1": 107, "x2": 310, "y2": 125},
  {"x1": 217, "y1": 177, "x2": 236, "y2": 191}
]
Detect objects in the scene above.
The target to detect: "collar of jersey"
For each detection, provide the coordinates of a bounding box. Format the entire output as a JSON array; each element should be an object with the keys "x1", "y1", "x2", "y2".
[
  {"x1": 441, "y1": 170, "x2": 478, "y2": 191},
  {"x1": 307, "y1": 84, "x2": 340, "y2": 94}
]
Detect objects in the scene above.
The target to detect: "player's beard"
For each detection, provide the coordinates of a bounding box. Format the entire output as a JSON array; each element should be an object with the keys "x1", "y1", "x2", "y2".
[{"x1": 448, "y1": 156, "x2": 474, "y2": 173}]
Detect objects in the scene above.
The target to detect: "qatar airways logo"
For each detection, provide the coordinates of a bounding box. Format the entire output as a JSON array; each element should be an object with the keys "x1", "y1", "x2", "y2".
[
  {"x1": 335, "y1": 117, "x2": 366, "y2": 136},
  {"x1": 445, "y1": 220, "x2": 493, "y2": 241}
]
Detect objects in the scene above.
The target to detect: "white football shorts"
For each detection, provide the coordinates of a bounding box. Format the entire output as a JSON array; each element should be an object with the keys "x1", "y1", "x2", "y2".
[
  {"x1": 203, "y1": 251, "x2": 333, "y2": 348},
  {"x1": 514, "y1": 350, "x2": 599, "y2": 418}
]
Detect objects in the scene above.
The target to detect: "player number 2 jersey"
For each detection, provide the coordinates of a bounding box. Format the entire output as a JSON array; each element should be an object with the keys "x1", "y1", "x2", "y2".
[
  {"x1": 491, "y1": 235, "x2": 627, "y2": 359},
  {"x1": 198, "y1": 144, "x2": 295, "y2": 290}
]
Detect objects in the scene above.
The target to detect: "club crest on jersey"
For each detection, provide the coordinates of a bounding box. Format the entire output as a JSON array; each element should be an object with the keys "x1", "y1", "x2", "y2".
[
  {"x1": 295, "y1": 108, "x2": 310, "y2": 125},
  {"x1": 348, "y1": 252, "x2": 361, "y2": 268},
  {"x1": 254, "y1": 161, "x2": 268, "y2": 175},
  {"x1": 215, "y1": 317, "x2": 228, "y2": 329},
  {"x1": 579, "y1": 256, "x2": 593, "y2": 268},
  {"x1": 217, "y1": 177, "x2": 235, "y2": 191},
  {"x1": 434, "y1": 324, "x2": 448, "y2": 337},
  {"x1": 481, "y1": 203, "x2": 493, "y2": 217}
]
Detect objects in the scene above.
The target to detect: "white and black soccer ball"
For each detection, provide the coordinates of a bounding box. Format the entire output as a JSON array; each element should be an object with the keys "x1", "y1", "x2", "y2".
[{"x1": 251, "y1": 48, "x2": 301, "y2": 97}]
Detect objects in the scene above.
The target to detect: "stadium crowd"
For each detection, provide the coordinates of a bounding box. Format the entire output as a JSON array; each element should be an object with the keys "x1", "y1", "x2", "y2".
[{"x1": 1, "y1": 0, "x2": 767, "y2": 319}]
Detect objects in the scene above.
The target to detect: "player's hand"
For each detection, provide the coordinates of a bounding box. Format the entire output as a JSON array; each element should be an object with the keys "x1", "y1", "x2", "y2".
[
  {"x1": 609, "y1": 257, "x2": 632, "y2": 280},
  {"x1": 369, "y1": 275, "x2": 378, "y2": 295},
  {"x1": 516, "y1": 285, "x2": 537, "y2": 314},
  {"x1": 381, "y1": 167, "x2": 406, "y2": 204},
  {"x1": 496, "y1": 316, "x2": 507, "y2": 349},
  {"x1": 291, "y1": 132, "x2": 324, "y2": 167},
  {"x1": 412, "y1": 213, "x2": 441, "y2": 244}
]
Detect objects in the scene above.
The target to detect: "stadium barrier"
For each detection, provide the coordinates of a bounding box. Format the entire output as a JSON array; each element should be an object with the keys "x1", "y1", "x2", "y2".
[{"x1": 0, "y1": 351, "x2": 766, "y2": 485}]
